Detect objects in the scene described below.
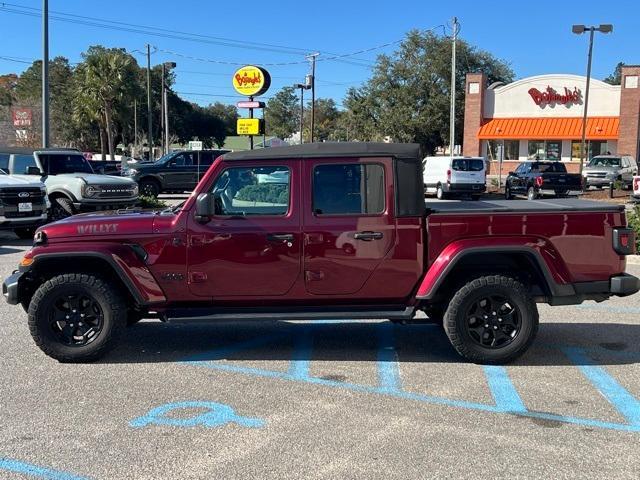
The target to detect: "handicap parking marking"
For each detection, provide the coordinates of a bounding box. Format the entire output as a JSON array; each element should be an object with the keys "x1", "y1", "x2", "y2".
[
  {"x1": 130, "y1": 401, "x2": 265, "y2": 429},
  {"x1": 182, "y1": 321, "x2": 640, "y2": 433},
  {"x1": 0, "y1": 458, "x2": 90, "y2": 480}
]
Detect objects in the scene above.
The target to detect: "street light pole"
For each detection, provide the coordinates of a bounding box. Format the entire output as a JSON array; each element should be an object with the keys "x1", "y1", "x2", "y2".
[
  {"x1": 160, "y1": 63, "x2": 165, "y2": 153},
  {"x1": 162, "y1": 62, "x2": 176, "y2": 155},
  {"x1": 42, "y1": 0, "x2": 49, "y2": 148},
  {"x1": 306, "y1": 53, "x2": 319, "y2": 142},
  {"x1": 295, "y1": 82, "x2": 311, "y2": 144},
  {"x1": 146, "y1": 44, "x2": 153, "y2": 159},
  {"x1": 449, "y1": 17, "x2": 459, "y2": 160},
  {"x1": 573, "y1": 24, "x2": 613, "y2": 175}
]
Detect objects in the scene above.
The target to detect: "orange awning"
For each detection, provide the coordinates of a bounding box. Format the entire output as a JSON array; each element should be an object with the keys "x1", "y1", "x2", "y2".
[{"x1": 477, "y1": 116, "x2": 619, "y2": 140}]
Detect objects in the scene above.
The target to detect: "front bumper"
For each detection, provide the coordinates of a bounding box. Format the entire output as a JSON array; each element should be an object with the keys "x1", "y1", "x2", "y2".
[
  {"x1": 2, "y1": 270, "x2": 22, "y2": 305},
  {"x1": 585, "y1": 177, "x2": 616, "y2": 187},
  {"x1": 443, "y1": 183, "x2": 486, "y2": 193},
  {"x1": 0, "y1": 212, "x2": 48, "y2": 230},
  {"x1": 73, "y1": 198, "x2": 139, "y2": 212}
]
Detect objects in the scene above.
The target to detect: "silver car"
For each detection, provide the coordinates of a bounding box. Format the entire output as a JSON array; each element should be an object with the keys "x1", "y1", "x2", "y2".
[{"x1": 583, "y1": 155, "x2": 638, "y2": 188}]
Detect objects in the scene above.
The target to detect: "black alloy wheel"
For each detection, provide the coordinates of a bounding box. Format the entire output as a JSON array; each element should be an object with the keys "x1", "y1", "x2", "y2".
[
  {"x1": 49, "y1": 293, "x2": 104, "y2": 347},
  {"x1": 464, "y1": 295, "x2": 520, "y2": 349}
]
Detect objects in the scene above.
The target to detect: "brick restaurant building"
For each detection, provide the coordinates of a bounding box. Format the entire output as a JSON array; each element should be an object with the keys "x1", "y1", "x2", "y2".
[{"x1": 462, "y1": 66, "x2": 640, "y2": 174}]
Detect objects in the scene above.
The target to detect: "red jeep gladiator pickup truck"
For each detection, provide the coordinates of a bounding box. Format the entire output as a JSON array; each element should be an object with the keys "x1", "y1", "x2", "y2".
[{"x1": 3, "y1": 143, "x2": 639, "y2": 364}]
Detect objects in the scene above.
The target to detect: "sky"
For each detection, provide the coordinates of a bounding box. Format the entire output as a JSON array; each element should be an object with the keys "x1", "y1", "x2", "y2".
[{"x1": 0, "y1": 0, "x2": 638, "y2": 109}]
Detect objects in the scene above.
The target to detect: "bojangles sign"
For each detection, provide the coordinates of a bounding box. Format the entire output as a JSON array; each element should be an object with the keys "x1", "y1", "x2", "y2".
[{"x1": 528, "y1": 86, "x2": 582, "y2": 106}]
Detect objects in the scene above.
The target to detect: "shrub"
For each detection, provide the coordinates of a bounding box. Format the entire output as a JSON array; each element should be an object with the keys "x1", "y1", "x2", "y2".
[
  {"x1": 138, "y1": 195, "x2": 169, "y2": 209},
  {"x1": 236, "y1": 184, "x2": 288, "y2": 204},
  {"x1": 626, "y1": 205, "x2": 640, "y2": 252}
]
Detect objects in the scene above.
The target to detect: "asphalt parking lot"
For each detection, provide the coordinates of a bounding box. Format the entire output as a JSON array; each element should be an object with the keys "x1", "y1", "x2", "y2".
[{"x1": 1, "y1": 230, "x2": 639, "y2": 479}]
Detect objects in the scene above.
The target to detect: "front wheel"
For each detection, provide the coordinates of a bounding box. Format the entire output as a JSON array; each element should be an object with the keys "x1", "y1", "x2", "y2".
[
  {"x1": 28, "y1": 274, "x2": 127, "y2": 362},
  {"x1": 140, "y1": 179, "x2": 160, "y2": 197},
  {"x1": 51, "y1": 197, "x2": 76, "y2": 220},
  {"x1": 504, "y1": 185, "x2": 513, "y2": 200},
  {"x1": 443, "y1": 275, "x2": 539, "y2": 364}
]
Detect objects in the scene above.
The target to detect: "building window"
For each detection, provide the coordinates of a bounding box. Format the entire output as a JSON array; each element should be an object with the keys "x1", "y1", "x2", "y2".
[
  {"x1": 546, "y1": 141, "x2": 562, "y2": 161},
  {"x1": 528, "y1": 140, "x2": 546, "y2": 160},
  {"x1": 571, "y1": 140, "x2": 611, "y2": 161},
  {"x1": 487, "y1": 140, "x2": 519, "y2": 161}
]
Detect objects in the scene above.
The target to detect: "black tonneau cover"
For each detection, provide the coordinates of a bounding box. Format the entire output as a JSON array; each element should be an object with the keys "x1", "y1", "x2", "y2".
[{"x1": 426, "y1": 198, "x2": 624, "y2": 214}]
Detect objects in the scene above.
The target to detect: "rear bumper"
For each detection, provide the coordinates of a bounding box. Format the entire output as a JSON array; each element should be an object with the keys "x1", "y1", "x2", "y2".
[
  {"x1": 443, "y1": 183, "x2": 486, "y2": 193},
  {"x1": 549, "y1": 273, "x2": 640, "y2": 305},
  {"x1": 2, "y1": 270, "x2": 22, "y2": 305},
  {"x1": 610, "y1": 273, "x2": 640, "y2": 296}
]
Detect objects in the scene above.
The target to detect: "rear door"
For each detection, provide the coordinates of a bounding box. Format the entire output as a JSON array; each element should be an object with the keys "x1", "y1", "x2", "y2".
[
  {"x1": 187, "y1": 160, "x2": 301, "y2": 298},
  {"x1": 450, "y1": 158, "x2": 485, "y2": 186},
  {"x1": 302, "y1": 157, "x2": 397, "y2": 296}
]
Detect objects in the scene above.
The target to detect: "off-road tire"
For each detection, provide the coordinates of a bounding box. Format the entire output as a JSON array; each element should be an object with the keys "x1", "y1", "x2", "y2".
[
  {"x1": 28, "y1": 274, "x2": 126, "y2": 362},
  {"x1": 443, "y1": 275, "x2": 539, "y2": 364},
  {"x1": 51, "y1": 197, "x2": 76, "y2": 220},
  {"x1": 140, "y1": 179, "x2": 160, "y2": 197},
  {"x1": 527, "y1": 187, "x2": 538, "y2": 201},
  {"x1": 14, "y1": 228, "x2": 35, "y2": 240}
]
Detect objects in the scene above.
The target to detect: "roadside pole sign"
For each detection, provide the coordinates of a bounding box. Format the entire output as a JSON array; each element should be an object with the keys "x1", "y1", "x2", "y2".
[
  {"x1": 232, "y1": 65, "x2": 270, "y2": 149},
  {"x1": 237, "y1": 118, "x2": 264, "y2": 136},
  {"x1": 188, "y1": 141, "x2": 203, "y2": 151}
]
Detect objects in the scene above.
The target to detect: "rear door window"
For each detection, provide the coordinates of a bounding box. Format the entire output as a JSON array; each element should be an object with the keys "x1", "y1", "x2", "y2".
[
  {"x1": 313, "y1": 164, "x2": 385, "y2": 215},
  {"x1": 451, "y1": 158, "x2": 484, "y2": 172},
  {"x1": 536, "y1": 163, "x2": 567, "y2": 173},
  {"x1": 0, "y1": 154, "x2": 9, "y2": 174}
]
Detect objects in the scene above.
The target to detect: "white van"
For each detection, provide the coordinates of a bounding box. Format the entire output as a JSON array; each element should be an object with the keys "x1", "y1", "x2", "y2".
[{"x1": 423, "y1": 156, "x2": 486, "y2": 200}]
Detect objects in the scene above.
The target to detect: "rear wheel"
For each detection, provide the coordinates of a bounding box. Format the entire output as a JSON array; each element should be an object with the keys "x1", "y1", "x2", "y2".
[
  {"x1": 504, "y1": 185, "x2": 513, "y2": 200},
  {"x1": 527, "y1": 187, "x2": 538, "y2": 200},
  {"x1": 27, "y1": 274, "x2": 126, "y2": 362},
  {"x1": 51, "y1": 197, "x2": 76, "y2": 220},
  {"x1": 443, "y1": 275, "x2": 539, "y2": 364},
  {"x1": 436, "y1": 184, "x2": 447, "y2": 200}
]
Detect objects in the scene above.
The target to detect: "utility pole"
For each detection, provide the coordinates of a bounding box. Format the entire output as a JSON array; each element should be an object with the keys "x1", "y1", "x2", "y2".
[
  {"x1": 306, "y1": 53, "x2": 319, "y2": 143},
  {"x1": 299, "y1": 87, "x2": 304, "y2": 144},
  {"x1": 146, "y1": 44, "x2": 153, "y2": 159},
  {"x1": 449, "y1": 17, "x2": 459, "y2": 161},
  {"x1": 133, "y1": 99, "x2": 137, "y2": 157},
  {"x1": 42, "y1": 0, "x2": 49, "y2": 148},
  {"x1": 160, "y1": 63, "x2": 165, "y2": 154}
]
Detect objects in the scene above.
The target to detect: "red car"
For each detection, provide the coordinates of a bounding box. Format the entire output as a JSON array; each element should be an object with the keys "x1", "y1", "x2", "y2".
[{"x1": 3, "y1": 143, "x2": 638, "y2": 364}]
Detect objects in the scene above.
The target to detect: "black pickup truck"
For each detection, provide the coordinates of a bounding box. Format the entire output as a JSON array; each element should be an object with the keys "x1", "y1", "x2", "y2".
[{"x1": 504, "y1": 161, "x2": 583, "y2": 200}]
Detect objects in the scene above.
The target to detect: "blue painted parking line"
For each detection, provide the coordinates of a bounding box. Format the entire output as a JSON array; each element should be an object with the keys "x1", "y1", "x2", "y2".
[
  {"x1": 130, "y1": 401, "x2": 265, "y2": 429},
  {"x1": 562, "y1": 347, "x2": 640, "y2": 426},
  {"x1": 183, "y1": 322, "x2": 640, "y2": 433},
  {"x1": 0, "y1": 458, "x2": 89, "y2": 480},
  {"x1": 483, "y1": 366, "x2": 527, "y2": 413}
]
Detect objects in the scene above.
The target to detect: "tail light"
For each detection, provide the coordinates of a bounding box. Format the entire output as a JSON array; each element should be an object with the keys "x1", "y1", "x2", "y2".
[
  {"x1": 446, "y1": 169, "x2": 451, "y2": 182},
  {"x1": 613, "y1": 228, "x2": 635, "y2": 255},
  {"x1": 534, "y1": 176, "x2": 544, "y2": 188},
  {"x1": 634, "y1": 177, "x2": 640, "y2": 192}
]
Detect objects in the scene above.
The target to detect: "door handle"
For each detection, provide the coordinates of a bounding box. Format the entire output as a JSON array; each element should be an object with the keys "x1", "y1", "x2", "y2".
[
  {"x1": 267, "y1": 233, "x2": 294, "y2": 243},
  {"x1": 353, "y1": 231, "x2": 383, "y2": 241}
]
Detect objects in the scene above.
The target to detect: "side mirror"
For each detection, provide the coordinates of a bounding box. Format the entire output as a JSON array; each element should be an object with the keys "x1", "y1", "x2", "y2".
[
  {"x1": 27, "y1": 166, "x2": 44, "y2": 176},
  {"x1": 195, "y1": 193, "x2": 215, "y2": 222},
  {"x1": 97, "y1": 166, "x2": 105, "y2": 174},
  {"x1": 508, "y1": 171, "x2": 515, "y2": 176}
]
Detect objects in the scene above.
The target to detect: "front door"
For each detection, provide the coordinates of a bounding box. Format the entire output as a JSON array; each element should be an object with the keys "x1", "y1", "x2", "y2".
[
  {"x1": 163, "y1": 152, "x2": 197, "y2": 190},
  {"x1": 302, "y1": 158, "x2": 397, "y2": 296},
  {"x1": 187, "y1": 161, "x2": 301, "y2": 298}
]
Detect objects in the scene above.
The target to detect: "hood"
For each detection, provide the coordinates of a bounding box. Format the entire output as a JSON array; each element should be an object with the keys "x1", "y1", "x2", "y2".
[
  {"x1": 0, "y1": 175, "x2": 45, "y2": 187},
  {"x1": 584, "y1": 165, "x2": 620, "y2": 173},
  {"x1": 37, "y1": 210, "x2": 157, "y2": 240},
  {"x1": 55, "y1": 173, "x2": 137, "y2": 186}
]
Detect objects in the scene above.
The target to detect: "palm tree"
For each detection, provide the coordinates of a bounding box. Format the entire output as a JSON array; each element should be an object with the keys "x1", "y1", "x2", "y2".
[{"x1": 75, "y1": 47, "x2": 137, "y2": 160}]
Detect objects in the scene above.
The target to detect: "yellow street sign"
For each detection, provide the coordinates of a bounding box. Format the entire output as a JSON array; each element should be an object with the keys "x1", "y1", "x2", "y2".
[{"x1": 237, "y1": 118, "x2": 263, "y2": 136}]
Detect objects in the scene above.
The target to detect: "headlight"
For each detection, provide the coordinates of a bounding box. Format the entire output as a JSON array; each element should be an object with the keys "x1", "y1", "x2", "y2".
[
  {"x1": 83, "y1": 185, "x2": 100, "y2": 197},
  {"x1": 132, "y1": 185, "x2": 139, "y2": 196},
  {"x1": 127, "y1": 169, "x2": 138, "y2": 176}
]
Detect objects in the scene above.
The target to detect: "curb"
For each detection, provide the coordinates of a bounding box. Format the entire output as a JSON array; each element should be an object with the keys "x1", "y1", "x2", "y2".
[{"x1": 626, "y1": 255, "x2": 640, "y2": 265}]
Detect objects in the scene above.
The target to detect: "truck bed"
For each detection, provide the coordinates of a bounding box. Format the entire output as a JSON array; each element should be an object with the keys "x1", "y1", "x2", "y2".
[{"x1": 425, "y1": 198, "x2": 624, "y2": 214}]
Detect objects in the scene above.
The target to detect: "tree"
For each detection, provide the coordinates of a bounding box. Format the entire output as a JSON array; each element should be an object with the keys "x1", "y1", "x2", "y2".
[
  {"x1": 342, "y1": 30, "x2": 514, "y2": 154},
  {"x1": 265, "y1": 86, "x2": 300, "y2": 139},
  {"x1": 604, "y1": 62, "x2": 625, "y2": 85},
  {"x1": 303, "y1": 98, "x2": 342, "y2": 141},
  {"x1": 206, "y1": 102, "x2": 238, "y2": 136},
  {"x1": 74, "y1": 46, "x2": 139, "y2": 159}
]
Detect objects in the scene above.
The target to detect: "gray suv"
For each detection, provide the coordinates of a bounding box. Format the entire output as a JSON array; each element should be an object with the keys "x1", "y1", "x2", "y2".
[
  {"x1": 583, "y1": 154, "x2": 638, "y2": 188},
  {"x1": 2, "y1": 148, "x2": 139, "y2": 219}
]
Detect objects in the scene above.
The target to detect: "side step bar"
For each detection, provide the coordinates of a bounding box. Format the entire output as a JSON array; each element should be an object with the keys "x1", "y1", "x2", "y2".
[{"x1": 165, "y1": 306, "x2": 415, "y2": 323}]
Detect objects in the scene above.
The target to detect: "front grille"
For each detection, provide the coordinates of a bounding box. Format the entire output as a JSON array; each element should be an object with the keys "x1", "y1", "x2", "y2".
[
  {"x1": 0, "y1": 187, "x2": 46, "y2": 207},
  {"x1": 95, "y1": 186, "x2": 136, "y2": 199},
  {"x1": 587, "y1": 173, "x2": 608, "y2": 178}
]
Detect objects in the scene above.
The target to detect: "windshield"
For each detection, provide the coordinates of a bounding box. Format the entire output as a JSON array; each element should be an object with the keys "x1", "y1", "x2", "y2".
[
  {"x1": 154, "y1": 153, "x2": 176, "y2": 165},
  {"x1": 452, "y1": 158, "x2": 484, "y2": 172},
  {"x1": 588, "y1": 157, "x2": 621, "y2": 168},
  {"x1": 40, "y1": 154, "x2": 94, "y2": 174}
]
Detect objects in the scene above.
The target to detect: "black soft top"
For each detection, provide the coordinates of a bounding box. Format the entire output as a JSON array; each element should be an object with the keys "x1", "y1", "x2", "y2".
[
  {"x1": 223, "y1": 142, "x2": 420, "y2": 161},
  {"x1": 224, "y1": 142, "x2": 425, "y2": 217}
]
